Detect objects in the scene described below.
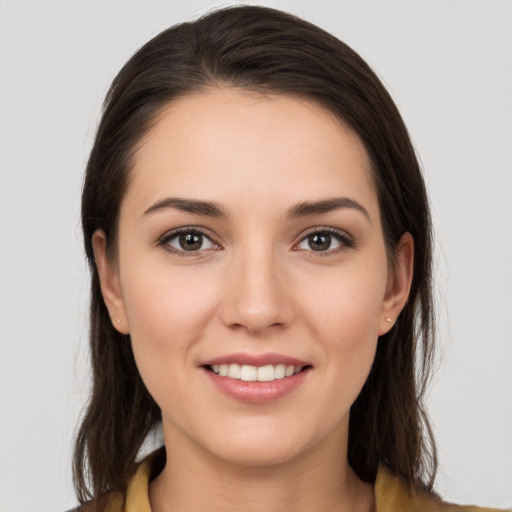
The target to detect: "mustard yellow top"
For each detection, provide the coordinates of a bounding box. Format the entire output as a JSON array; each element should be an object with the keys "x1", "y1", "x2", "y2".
[{"x1": 83, "y1": 450, "x2": 508, "y2": 512}]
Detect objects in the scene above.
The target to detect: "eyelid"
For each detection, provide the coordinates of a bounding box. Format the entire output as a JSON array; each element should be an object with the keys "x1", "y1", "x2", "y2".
[
  {"x1": 157, "y1": 226, "x2": 222, "y2": 256},
  {"x1": 156, "y1": 225, "x2": 354, "y2": 256},
  {"x1": 294, "y1": 227, "x2": 355, "y2": 253}
]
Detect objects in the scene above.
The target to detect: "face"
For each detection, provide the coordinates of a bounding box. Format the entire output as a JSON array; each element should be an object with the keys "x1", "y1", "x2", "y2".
[{"x1": 94, "y1": 88, "x2": 412, "y2": 468}]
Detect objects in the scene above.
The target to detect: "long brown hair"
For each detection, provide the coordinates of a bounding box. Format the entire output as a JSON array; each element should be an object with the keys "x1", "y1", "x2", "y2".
[{"x1": 75, "y1": 5, "x2": 437, "y2": 502}]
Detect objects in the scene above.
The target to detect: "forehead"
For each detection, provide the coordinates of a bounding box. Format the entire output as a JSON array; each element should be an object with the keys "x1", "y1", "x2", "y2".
[{"x1": 126, "y1": 88, "x2": 378, "y2": 220}]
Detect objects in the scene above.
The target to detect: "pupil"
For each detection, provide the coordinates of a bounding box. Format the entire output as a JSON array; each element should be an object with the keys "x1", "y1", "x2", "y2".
[
  {"x1": 179, "y1": 233, "x2": 202, "y2": 251},
  {"x1": 309, "y1": 233, "x2": 331, "y2": 251}
]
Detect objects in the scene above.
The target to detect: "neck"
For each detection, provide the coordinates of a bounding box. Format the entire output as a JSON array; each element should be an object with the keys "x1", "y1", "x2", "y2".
[{"x1": 149, "y1": 423, "x2": 374, "y2": 512}]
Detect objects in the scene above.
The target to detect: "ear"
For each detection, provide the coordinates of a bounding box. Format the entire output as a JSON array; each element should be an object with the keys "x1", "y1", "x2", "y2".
[
  {"x1": 92, "y1": 229, "x2": 130, "y2": 334},
  {"x1": 378, "y1": 232, "x2": 414, "y2": 336}
]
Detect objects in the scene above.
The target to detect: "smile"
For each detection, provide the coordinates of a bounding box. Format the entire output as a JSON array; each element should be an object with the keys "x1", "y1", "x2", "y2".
[
  {"x1": 201, "y1": 354, "x2": 312, "y2": 402},
  {"x1": 208, "y1": 363, "x2": 303, "y2": 382}
]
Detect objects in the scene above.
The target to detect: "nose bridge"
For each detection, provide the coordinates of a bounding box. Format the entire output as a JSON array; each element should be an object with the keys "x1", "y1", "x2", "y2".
[{"x1": 221, "y1": 239, "x2": 290, "y2": 333}]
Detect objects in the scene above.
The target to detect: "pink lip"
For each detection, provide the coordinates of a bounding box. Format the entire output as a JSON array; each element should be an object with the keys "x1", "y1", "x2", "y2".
[
  {"x1": 200, "y1": 353, "x2": 312, "y2": 404},
  {"x1": 202, "y1": 368, "x2": 310, "y2": 403},
  {"x1": 201, "y1": 352, "x2": 310, "y2": 367}
]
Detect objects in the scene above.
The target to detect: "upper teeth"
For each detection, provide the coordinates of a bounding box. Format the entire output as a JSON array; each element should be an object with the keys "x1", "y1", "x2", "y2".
[{"x1": 210, "y1": 364, "x2": 302, "y2": 382}]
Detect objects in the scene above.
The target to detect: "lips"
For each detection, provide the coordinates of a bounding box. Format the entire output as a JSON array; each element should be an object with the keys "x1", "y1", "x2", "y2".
[{"x1": 200, "y1": 353, "x2": 312, "y2": 403}]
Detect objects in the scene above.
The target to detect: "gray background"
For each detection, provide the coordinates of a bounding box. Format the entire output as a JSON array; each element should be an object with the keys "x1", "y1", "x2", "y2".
[{"x1": 0, "y1": 0, "x2": 511, "y2": 510}]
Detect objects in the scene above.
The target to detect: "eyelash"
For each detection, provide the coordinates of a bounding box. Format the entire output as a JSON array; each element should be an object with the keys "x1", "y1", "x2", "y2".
[
  {"x1": 157, "y1": 227, "x2": 355, "y2": 257},
  {"x1": 294, "y1": 228, "x2": 355, "y2": 256},
  {"x1": 157, "y1": 227, "x2": 221, "y2": 257}
]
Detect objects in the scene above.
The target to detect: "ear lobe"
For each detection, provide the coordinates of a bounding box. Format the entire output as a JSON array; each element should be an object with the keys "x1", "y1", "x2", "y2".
[
  {"x1": 92, "y1": 229, "x2": 130, "y2": 334},
  {"x1": 378, "y1": 232, "x2": 414, "y2": 336}
]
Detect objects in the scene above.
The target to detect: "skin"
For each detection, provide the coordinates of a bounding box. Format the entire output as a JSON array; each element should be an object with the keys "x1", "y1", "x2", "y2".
[{"x1": 93, "y1": 88, "x2": 413, "y2": 512}]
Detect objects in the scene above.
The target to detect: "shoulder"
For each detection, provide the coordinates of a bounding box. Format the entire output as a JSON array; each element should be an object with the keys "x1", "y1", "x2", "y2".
[
  {"x1": 68, "y1": 448, "x2": 165, "y2": 512},
  {"x1": 66, "y1": 492, "x2": 124, "y2": 512},
  {"x1": 375, "y1": 465, "x2": 509, "y2": 512}
]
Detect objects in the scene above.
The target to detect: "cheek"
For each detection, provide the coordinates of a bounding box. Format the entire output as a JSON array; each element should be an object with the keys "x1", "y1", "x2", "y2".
[
  {"x1": 300, "y1": 261, "x2": 387, "y2": 340},
  {"x1": 297, "y1": 261, "x2": 387, "y2": 391},
  {"x1": 120, "y1": 260, "x2": 220, "y2": 375},
  {"x1": 123, "y1": 258, "x2": 217, "y2": 331},
  {"x1": 120, "y1": 263, "x2": 223, "y2": 424}
]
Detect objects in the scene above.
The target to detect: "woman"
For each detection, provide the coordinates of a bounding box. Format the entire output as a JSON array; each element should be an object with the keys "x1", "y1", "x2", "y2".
[{"x1": 74, "y1": 5, "x2": 506, "y2": 511}]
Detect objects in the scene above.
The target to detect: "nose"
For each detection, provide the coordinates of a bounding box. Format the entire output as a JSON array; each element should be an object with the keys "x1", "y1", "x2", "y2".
[{"x1": 220, "y1": 247, "x2": 293, "y2": 335}]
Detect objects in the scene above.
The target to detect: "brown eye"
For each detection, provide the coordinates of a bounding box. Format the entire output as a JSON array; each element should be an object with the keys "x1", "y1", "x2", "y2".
[
  {"x1": 179, "y1": 233, "x2": 203, "y2": 251},
  {"x1": 164, "y1": 230, "x2": 217, "y2": 253},
  {"x1": 308, "y1": 233, "x2": 332, "y2": 251},
  {"x1": 296, "y1": 229, "x2": 353, "y2": 253}
]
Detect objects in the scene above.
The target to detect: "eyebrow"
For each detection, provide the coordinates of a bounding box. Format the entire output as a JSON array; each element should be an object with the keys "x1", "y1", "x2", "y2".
[
  {"x1": 144, "y1": 197, "x2": 227, "y2": 217},
  {"x1": 286, "y1": 197, "x2": 371, "y2": 222},
  {"x1": 143, "y1": 196, "x2": 370, "y2": 222}
]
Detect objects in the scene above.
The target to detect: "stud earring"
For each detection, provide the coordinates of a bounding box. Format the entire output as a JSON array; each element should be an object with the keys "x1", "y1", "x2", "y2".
[
  {"x1": 116, "y1": 318, "x2": 121, "y2": 324},
  {"x1": 385, "y1": 317, "x2": 392, "y2": 323}
]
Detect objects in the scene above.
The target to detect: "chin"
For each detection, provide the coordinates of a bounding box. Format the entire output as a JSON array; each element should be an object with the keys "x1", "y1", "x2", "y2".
[
  {"x1": 213, "y1": 440, "x2": 303, "y2": 468},
  {"x1": 198, "y1": 420, "x2": 318, "y2": 468}
]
